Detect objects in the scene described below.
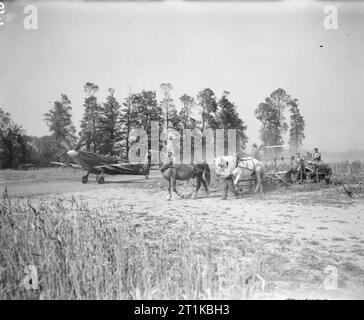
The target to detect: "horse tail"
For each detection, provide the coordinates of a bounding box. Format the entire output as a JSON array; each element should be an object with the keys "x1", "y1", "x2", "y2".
[{"x1": 204, "y1": 164, "x2": 211, "y2": 185}]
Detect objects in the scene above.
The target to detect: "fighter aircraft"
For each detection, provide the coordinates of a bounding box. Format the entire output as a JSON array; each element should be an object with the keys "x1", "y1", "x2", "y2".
[{"x1": 51, "y1": 149, "x2": 150, "y2": 184}]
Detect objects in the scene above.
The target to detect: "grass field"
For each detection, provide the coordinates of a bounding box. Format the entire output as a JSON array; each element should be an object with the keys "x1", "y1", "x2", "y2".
[{"x1": 330, "y1": 161, "x2": 364, "y2": 184}]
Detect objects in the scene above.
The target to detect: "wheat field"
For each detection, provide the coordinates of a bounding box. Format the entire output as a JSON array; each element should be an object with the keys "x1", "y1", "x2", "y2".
[{"x1": 1, "y1": 162, "x2": 364, "y2": 300}]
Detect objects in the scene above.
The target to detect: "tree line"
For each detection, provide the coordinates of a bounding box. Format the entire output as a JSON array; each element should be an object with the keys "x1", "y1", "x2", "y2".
[
  {"x1": 255, "y1": 88, "x2": 305, "y2": 154},
  {"x1": 0, "y1": 84, "x2": 305, "y2": 168}
]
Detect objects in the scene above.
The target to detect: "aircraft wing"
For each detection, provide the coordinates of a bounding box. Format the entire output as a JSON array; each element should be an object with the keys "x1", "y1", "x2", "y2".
[
  {"x1": 94, "y1": 163, "x2": 147, "y2": 174},
  {"x1": 50, "y1": 162, "x2": 83, "y2": 169}
]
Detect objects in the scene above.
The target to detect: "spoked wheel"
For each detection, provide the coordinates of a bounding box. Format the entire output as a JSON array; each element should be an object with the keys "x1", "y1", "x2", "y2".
[
  {"x1": 82, "y1": 176, "x2": 88, "y2": 184},
  {"x1": 97, "y1": 176, "x2": 105, "y2": 184},
  {"x1": 290, "y1": 172, "x2": 298, "y2": 184},
  {"x1": 284, "y1": 169, "x2": 297, "y2": 184}
]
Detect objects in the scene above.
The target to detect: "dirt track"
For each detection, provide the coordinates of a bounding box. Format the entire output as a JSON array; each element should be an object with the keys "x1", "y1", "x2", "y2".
[
  {"x1": 0, "y1": 174, "x2": 151, "y2": 198},
  {"x1": 2, "y1": 175, "x2": 364, "y2": 299}
]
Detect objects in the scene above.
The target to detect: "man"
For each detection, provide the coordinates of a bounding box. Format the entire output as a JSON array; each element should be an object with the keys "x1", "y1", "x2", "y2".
[
  {"x1": 313, "y1": 148, "x2": 321, "y2": 162},
  {"x1": 161, "y1": 150, "x2": 175, "y2": 173},
  {"x1": 221, "y1": 174, "x2": 239, "y2": 200},
  {"x1": 252, "y1": 143, "x2": 261, "y2": 160},
  {"x1": 293, "y1": 152, "x2": 303, "y2": 171},
  {"x1": 215, "y1": 157, "x2": 239, "y2": 200},
  {"x1": 295, "y1": 152, "x2": 301, "y2": 164},
  {"x1": 166, "y1": 150, "x2": 175, "y2": 164}
]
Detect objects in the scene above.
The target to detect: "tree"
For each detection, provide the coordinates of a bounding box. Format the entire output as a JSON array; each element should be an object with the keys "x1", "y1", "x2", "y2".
[
  {"x1": 168, "y1": 108, "x2": 182, "y2": 133},
  {"x1": 79, "y1": 82, "x2": 102, "y2": 153},
  {"x1": 0, "y1": 108, "x2": 24, "y2": 167},
  {"x1": 179, "y1": 94, "x2": 197, "y2": 129},
  {"x1": 98, "y1": 88, "x2": 123, "y2": 155},
  {"x1": 255, "y1": 88, "x2": 292, "y2": 149},
  {"x1": 288, "y1": 99, "x2": 305, "y2": 152},
  {"x1": 160, "y1": 83, "x2": 174, "y2": 130},
  {"x1": 131, "y1": 90, "x2": 163, "y2": 130},
  {"x1": 269, "y1": 88, "x2": 291, "y2": 134},
  {"x1": 37, "y1": 135, "x2": 61, "y2": 165},
  {"x1": 19, "y1": 135, "x2": 71, "y2": 166},
  {"x1": 218, "y1": 91, "x2": 248, "y2": 154},
  {"x1": 44, "y1": 94, "x2": 77, "y2": 148},
  {"x1": 255, "y1": 98, "x2": 282, "y2": 147},
  {"x1": 129, "y1": 90, "x2": 165, "y2": 151},
  {"x1": 20, "y1": 135, "x2": 43, "y2": 165},
  {"x1": 196, "y1": 88, "x2": 219, "y2": 130},
  {"x1": 121, "y1": 90, "x2": 138, "y2": 158}
]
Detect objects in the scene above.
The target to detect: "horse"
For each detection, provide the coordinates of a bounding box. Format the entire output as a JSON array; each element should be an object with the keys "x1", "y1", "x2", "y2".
[
  {"x1": 214, "y1": 155, "x2": 265, "y2": 193},
  {"x1": 160, "y1": 161, "x2": 211, "y2": 200}
]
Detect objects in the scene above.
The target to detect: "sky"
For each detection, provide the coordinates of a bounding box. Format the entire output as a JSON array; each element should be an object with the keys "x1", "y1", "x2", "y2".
[{"x1": 0, "y1": 0, "x2": 363, "y2": 152}]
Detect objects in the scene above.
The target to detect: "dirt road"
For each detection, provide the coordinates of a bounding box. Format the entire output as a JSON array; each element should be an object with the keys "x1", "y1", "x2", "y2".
[{"x1": 0, "y1": 173, "x2": 158, "y2": 198}]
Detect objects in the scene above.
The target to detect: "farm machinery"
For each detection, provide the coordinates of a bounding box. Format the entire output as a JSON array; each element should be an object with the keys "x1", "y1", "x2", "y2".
[
  {"x1": 233, "y1": 145, "x2": 334, "y2": 193},
  {"x1": 234, "y1": 145, "x2": 363, "y2": 198},
  {"x1": 261, "y1": 145, "x2": 333, "y2": 188},
  {"x1": 284, "y1": 159, "x2": 333, "y2": 184}
]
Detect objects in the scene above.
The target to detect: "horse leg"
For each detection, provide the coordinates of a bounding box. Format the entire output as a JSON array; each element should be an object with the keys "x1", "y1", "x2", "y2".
[
  {"x1": 172, "y1": 177, "x2": 183, "y2": 198},
  {"x1": 201, "y1": 176, "x2": 209, "y2": 196},
  {"x1": 255, "y1": 169, "x2": 263, "y2": 193},
  {"x1": 252, "y1": 174, "x2": 258, "y2": 193},
  {"x1": 249, "y1": 179, "x2": 254, "y2": 192},
  {"x1": 194, "y1": 177, "x2": 202, "y2": 199},
  {"x1": 259, "y1": 169, "x2": 264, "y2": 193},
  {"x1": 229, "y1": 178, "x2": 239, "y2": 198},
  {"x1": 234, "y1": 171, "x2": 241, "y2": 186},
  {"x1": 221, "y1": 179, "x2": 228, "y2": 200},
  {"x1": 167, "y1": 179, "x2": 172, "y2": 200}
]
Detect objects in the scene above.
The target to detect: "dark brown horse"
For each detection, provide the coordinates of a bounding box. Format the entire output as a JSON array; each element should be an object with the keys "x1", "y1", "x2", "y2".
[{"x1": 160, "y1": 162, "x2": 211, "y2": 200}]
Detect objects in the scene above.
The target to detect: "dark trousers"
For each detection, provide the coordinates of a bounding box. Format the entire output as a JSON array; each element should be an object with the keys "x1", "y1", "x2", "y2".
[{"x1": 221, "y1": 176, "x2": 239, "y2": 200}]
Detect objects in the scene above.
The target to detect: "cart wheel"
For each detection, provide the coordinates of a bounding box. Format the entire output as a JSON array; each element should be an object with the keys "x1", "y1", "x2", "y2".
[
  {"x1": 284, "y1": 170, "x2": 294, "y2": 183},
  {"x1": 291, "y1": 172, "x2": 298, "y2": 183}
]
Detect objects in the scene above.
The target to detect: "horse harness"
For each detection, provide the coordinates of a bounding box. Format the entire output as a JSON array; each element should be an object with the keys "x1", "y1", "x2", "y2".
[{"x1": 235, "y1": 155, "x2": 256, "y2": 174}]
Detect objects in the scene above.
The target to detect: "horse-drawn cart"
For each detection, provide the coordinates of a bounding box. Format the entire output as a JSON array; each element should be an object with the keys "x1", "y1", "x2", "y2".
[
  {"x1": 235, "y1": 171, "x2": 287, "y2": 193},
  {"x1": 262, "y1": 156, "x2": 294, "y2": 188},
  {"x1": 285, "y1": 160, "x2": 332, "y2": 184},
  {"x1": 235, "y1": 157, "x2": 333, "y2": 193}
]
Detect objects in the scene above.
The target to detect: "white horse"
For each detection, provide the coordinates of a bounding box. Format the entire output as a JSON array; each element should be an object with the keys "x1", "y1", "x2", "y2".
[{"x1": 214, "y1": 155, "x2": 265, "y2": 193}]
